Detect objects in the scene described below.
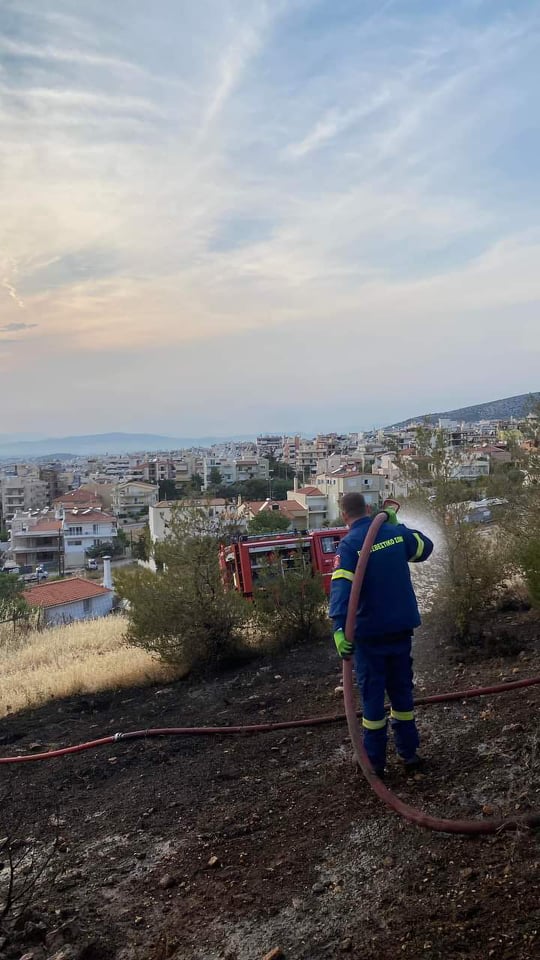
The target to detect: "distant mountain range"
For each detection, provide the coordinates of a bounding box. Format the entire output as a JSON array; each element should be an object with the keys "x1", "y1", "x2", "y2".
[
  {"x1": 0, "y1": 432, "x2": 256, "y2": 459},
  {"x1": 387, "y1": 392, "x2": 540, "y2": 429}
]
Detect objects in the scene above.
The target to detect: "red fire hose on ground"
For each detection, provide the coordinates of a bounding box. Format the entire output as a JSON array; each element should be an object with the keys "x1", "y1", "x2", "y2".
[
  {"x1": 0, "y1": 510, "x2": 539, "y2": 834},
  {"x1": 0, "y1": 675, "x2": 537, "y2": 765}
]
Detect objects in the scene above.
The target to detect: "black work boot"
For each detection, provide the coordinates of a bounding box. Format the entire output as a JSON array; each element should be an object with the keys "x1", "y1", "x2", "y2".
[{"x1": 402, "y1": 754, "x2": 426, "y2": 772}]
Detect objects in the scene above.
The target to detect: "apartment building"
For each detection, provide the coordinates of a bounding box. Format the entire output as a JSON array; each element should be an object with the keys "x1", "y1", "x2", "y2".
[
  {"x1": 10, "y1": 513, "x2": 63, "y2": 569},
  {"x1": 256, "y1": 436, "x2": 283, "y2": 458},
  {"x1": 173, "y1": 456, "x2": 203, "y2": 486},
  {"x1": 130, "y1": 459, "x2": 176, "y2": 484},
  {"x1": 1, "y1": 476, "x2": 49, "y2": 521},
  {"x1": 63, "y1": 509, "x2": 118, "y2": 568},
  {"x1": 10, "y1": 507, "x2": 118, "y2": 571},
  {"x1": 286, "y1": 485, "x2": 327, "y2": 528},
  {"x1": 448, "y1": 453, "x2": 490, "y2": 480},
  {"x1": 112, "y1": 481, "x2": 159, "y2": 518},
  {"x1": 39, "y1": 465, "x2": 70, "y2": 504},
  {"x1": 239, "y1": 498, "x2": 308, "y2": 531},
  {"x1": 202, "y1": 457, "x2": 269, "y2": 489},
  {"x1": 149, "y1": 498, "x2": 231, "y2": 545},
  {"x1": 316, "y1": 470, "x2": 386, "y2": 523}
]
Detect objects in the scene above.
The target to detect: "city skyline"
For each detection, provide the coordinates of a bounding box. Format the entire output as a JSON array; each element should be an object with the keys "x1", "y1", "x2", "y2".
[{"x1": 1, "y1": 0, "x2": 540, "y2": 434}]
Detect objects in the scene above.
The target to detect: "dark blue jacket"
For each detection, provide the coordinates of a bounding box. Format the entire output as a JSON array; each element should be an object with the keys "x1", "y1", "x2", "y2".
[{"x1": 329, "y1": 517, "x2": 433, "y2": 640}]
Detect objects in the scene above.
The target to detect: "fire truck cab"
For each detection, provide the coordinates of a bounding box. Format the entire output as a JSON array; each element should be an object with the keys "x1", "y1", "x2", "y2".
[{"x1": 219, "y1": 528, "x2": 347, "y2": 598}]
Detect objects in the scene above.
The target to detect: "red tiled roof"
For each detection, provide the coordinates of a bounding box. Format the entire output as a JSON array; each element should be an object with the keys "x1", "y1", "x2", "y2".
[
  {"x1": 53, "y1": 490, "x2": 100, "y2": 505},
  {"x1": 22, "y1": 577, "x2": 112, "y2": 609},
  {"x1": 32, "y1": 519, "x2": 62, "y2": 533},
  {"x1": 297, "y1": 486, "x2": 323, "y2": 496},
  {"x1": 154, "y1": 499, "x2": 228, "y2": 508},
  {"x1": 115, "y1": 480, "x2": 156, "y2": 490},
  {"x1": 277, "y1": 501, "x2": 307, "y2": 517},
  {"x1": 64, "y1": 510, "x2": 115, "y2": 523}
]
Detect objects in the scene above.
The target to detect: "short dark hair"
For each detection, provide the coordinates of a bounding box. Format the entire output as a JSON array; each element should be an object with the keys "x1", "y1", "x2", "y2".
[{"x1": 341, "y1": 492, "x2": 367, "y2": 519}]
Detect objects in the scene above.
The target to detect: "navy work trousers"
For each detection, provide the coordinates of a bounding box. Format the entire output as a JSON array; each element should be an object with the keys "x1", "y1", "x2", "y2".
[{"x1": 354, "y1": 634, "x2": 419, "y2": 771}]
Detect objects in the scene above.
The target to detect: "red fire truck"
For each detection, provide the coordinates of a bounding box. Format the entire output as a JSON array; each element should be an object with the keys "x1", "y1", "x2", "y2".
[{"x1": 219, "y1": 528, "x2": 348, "y2": 598}]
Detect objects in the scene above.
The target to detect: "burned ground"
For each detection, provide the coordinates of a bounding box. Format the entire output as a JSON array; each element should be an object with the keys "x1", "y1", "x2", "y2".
[{"x1": 0, "y1": 611, "x2": 539, "y2": 960}]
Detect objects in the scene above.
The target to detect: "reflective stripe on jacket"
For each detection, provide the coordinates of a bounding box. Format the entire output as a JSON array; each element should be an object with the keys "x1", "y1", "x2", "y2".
[{"x1": 329, "y1": 516, "x2": 433, "y2": 639}]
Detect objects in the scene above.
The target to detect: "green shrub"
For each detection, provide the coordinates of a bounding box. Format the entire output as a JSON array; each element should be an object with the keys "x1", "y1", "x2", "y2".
[
  {"x1": 428, "y1": 499, "x2": 511, "y2": 645},
  {"x1": 517, "y1": 539, "x2": 540, "y2": 607},
  {"x1": 114, "y1": 505, "x2": 249, "y2": 672},
  {"x1": 252, "y1": 552, "x2": 328, "y2": 650}
]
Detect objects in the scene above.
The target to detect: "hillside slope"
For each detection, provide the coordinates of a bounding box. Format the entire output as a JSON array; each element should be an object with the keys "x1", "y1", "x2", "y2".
[
  {"x1": 2, "y1": 615, "x2": 539, "y2": 960},
  {"x1": 387, "y1": 391, "x2": 539, "y2": 429}
]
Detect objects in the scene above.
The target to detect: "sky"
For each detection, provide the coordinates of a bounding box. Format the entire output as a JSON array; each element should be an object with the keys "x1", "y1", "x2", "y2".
[{"x1": 1, "y1": 0, "x2": 540, "y2": 438}]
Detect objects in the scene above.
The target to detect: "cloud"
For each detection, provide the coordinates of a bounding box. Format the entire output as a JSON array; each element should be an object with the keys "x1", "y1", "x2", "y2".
[
  {"x1": 0, "y1": 34, "x2": 149, "y2": 75},
  {"x1": 0, "y1": 322, "x2": 37, "y2": 332},
  {"x1": 1, "y1": 0, "x2": 539, "y2": 433}
]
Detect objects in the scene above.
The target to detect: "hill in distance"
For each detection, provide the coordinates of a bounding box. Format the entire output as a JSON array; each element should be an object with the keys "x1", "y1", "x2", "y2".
[
  {"x1": 387, "y1": 392, "x2": 540, "y2": 430},
  {"x1": 0, "y1": 432, "x2": 256, "y2": 458}
]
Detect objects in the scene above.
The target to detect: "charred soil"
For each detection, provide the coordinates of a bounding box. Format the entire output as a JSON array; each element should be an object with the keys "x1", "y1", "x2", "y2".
[{"x1": 0, "y1": 611, "x2": 539, "y2": 960}]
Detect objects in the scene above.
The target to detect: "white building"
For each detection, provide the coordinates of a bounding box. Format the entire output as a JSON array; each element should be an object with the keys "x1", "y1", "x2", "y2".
[
  {"x1": 202, "y1": 457, "x2": 269, "y2": 489},
  {"x1": 316, "y1": 471, "x2": 386, "y2": 523},
  {"x1": 63, "y1": 509, "x2": 118, "y2": 569},
  {"x1": 286, "y1": 485, "x2": 327, "y2": 529},
  {"x1": 149, "y1": 498, "x2": 234, "y2": 545},
  {"x1": 10, "y1": 514, "x2": 63, "y2": 569},
  {"x1": 129, "y1": 459, "x2": 176, "y2": 484},
  {"x1": 448, "y1": 453, "x2": 491, "y2": 481},
  {"x1": 112, "y1": 481, "x2": 159, "y2": 519},
  {"x1": 1, "y1": 476, "x2": 48, "y2": 521},
  {"x1": 173, "y1": 456, "x2": 203, "y2": 487},
  {"x1": 22, "y1": 577, "x2": 114, "y2": 626}
]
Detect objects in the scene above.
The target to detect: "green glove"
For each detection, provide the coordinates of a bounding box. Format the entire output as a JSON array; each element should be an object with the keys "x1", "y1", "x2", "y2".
[
  {"x1": 334, "y1": 629, "x2": 353, "y2": 659},
  {"x1": 384, "y1": 506, "x2": 399, "y2": 526}
]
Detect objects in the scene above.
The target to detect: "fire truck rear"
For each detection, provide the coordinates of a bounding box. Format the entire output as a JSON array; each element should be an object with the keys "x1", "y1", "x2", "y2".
[{"x1": 219, "y1": 528, "x2": 347, "y2": 598}]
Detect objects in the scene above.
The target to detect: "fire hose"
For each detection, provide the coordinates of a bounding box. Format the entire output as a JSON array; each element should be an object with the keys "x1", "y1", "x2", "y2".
[
  {"x1": 342, "y1": 508, "x2": 540, "y2": 833},
  {"x1": 1, "y1": 516, "x2": 539, "y2": 833}
]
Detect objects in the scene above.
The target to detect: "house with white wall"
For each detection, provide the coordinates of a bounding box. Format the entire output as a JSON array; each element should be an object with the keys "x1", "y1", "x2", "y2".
[
  {"x1": 202, "y1": 457, "x2": 269, "y2": 489},
  {"x1": 22, "y1": 577, "x2": 114, "y2": 626},
  {"x1": 149, "y1": 498, "x2": 235, "y2": 544},
  {"x1": 286, "y1": 485, "x2": 327, "y2": 528},
  {"x1": 316, "y1": 471, "x2": 386, "y2": 523},
  {"x1": 10, "y1": 514, "x2": 63, "y2": 569},
  {"x1": 112, "y1": 481, "x2": 159, "y2": 519},
  {"x1": 63, "y1": 509, "x2": 118, "y2": 569}
]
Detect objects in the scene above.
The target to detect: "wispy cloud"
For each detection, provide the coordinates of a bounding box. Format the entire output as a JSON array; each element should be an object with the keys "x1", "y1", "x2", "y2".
[
  {"x1": 1, "y1": 0, "x2": 539, "y2": 433},
  {"x1": 0, "y1": 35, "x2": 148, "y2": 75},
  {"x1": 0, "y1": 322, "x2": 36, "y2": 332}
]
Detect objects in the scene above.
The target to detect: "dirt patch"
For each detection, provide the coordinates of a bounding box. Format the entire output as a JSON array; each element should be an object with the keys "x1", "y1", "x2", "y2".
[{"x1": 0, "y1": 612, "x2": 539, "y2": 960}]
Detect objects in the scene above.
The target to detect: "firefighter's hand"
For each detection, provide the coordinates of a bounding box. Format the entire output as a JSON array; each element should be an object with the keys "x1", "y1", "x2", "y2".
[
  {"x1": 334, "y1": 629, "x2": 353, "y2": 659},
  {"x1": 384, "y1": 506, "x2": 399, "y2": 526}
]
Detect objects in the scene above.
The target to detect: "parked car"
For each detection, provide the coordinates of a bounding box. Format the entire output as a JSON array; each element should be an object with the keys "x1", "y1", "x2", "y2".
[
  {"x1": 86, "y1": 558, "x2": 99, "y2": 571},
  {"x1": 21, "y1": 566, "x2": 49, "y2": 583}
]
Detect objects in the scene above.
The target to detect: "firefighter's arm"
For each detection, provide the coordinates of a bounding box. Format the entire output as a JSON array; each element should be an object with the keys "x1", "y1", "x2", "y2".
[
  {"x1": 329, "y1": 541, "x2": 356, "y2": 633},
  {"x1": 403, "y1": 527, "x2": 434, "y2": 563}
]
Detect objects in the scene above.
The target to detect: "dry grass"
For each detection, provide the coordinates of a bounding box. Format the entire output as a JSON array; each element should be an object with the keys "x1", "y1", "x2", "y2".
[{"x1": 0, "y1": 616, "x2": 180, "y2": 717}]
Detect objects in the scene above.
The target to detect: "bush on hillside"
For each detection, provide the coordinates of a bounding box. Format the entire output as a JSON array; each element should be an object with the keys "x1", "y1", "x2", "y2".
[
  {"x1": 252, "y1": 550, "x2": 328, "y2": 650},
  {"x1": 504, "y1": 475, "x2": 540, "y2": 608},
  {"x1": 114, "y1": 505, "x2": 249, "y2": 671},
  {"x1": 0, "y1": 574, "x2": 31, "y2": 627},
  {"x1": 425, "y1": 480, "x2": 511, "y2": 645}
]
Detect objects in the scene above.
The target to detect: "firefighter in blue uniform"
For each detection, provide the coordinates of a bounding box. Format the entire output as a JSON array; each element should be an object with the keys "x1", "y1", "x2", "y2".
[{"x1": 330, "y1": 492, "x2": 434, "y2": 777}]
